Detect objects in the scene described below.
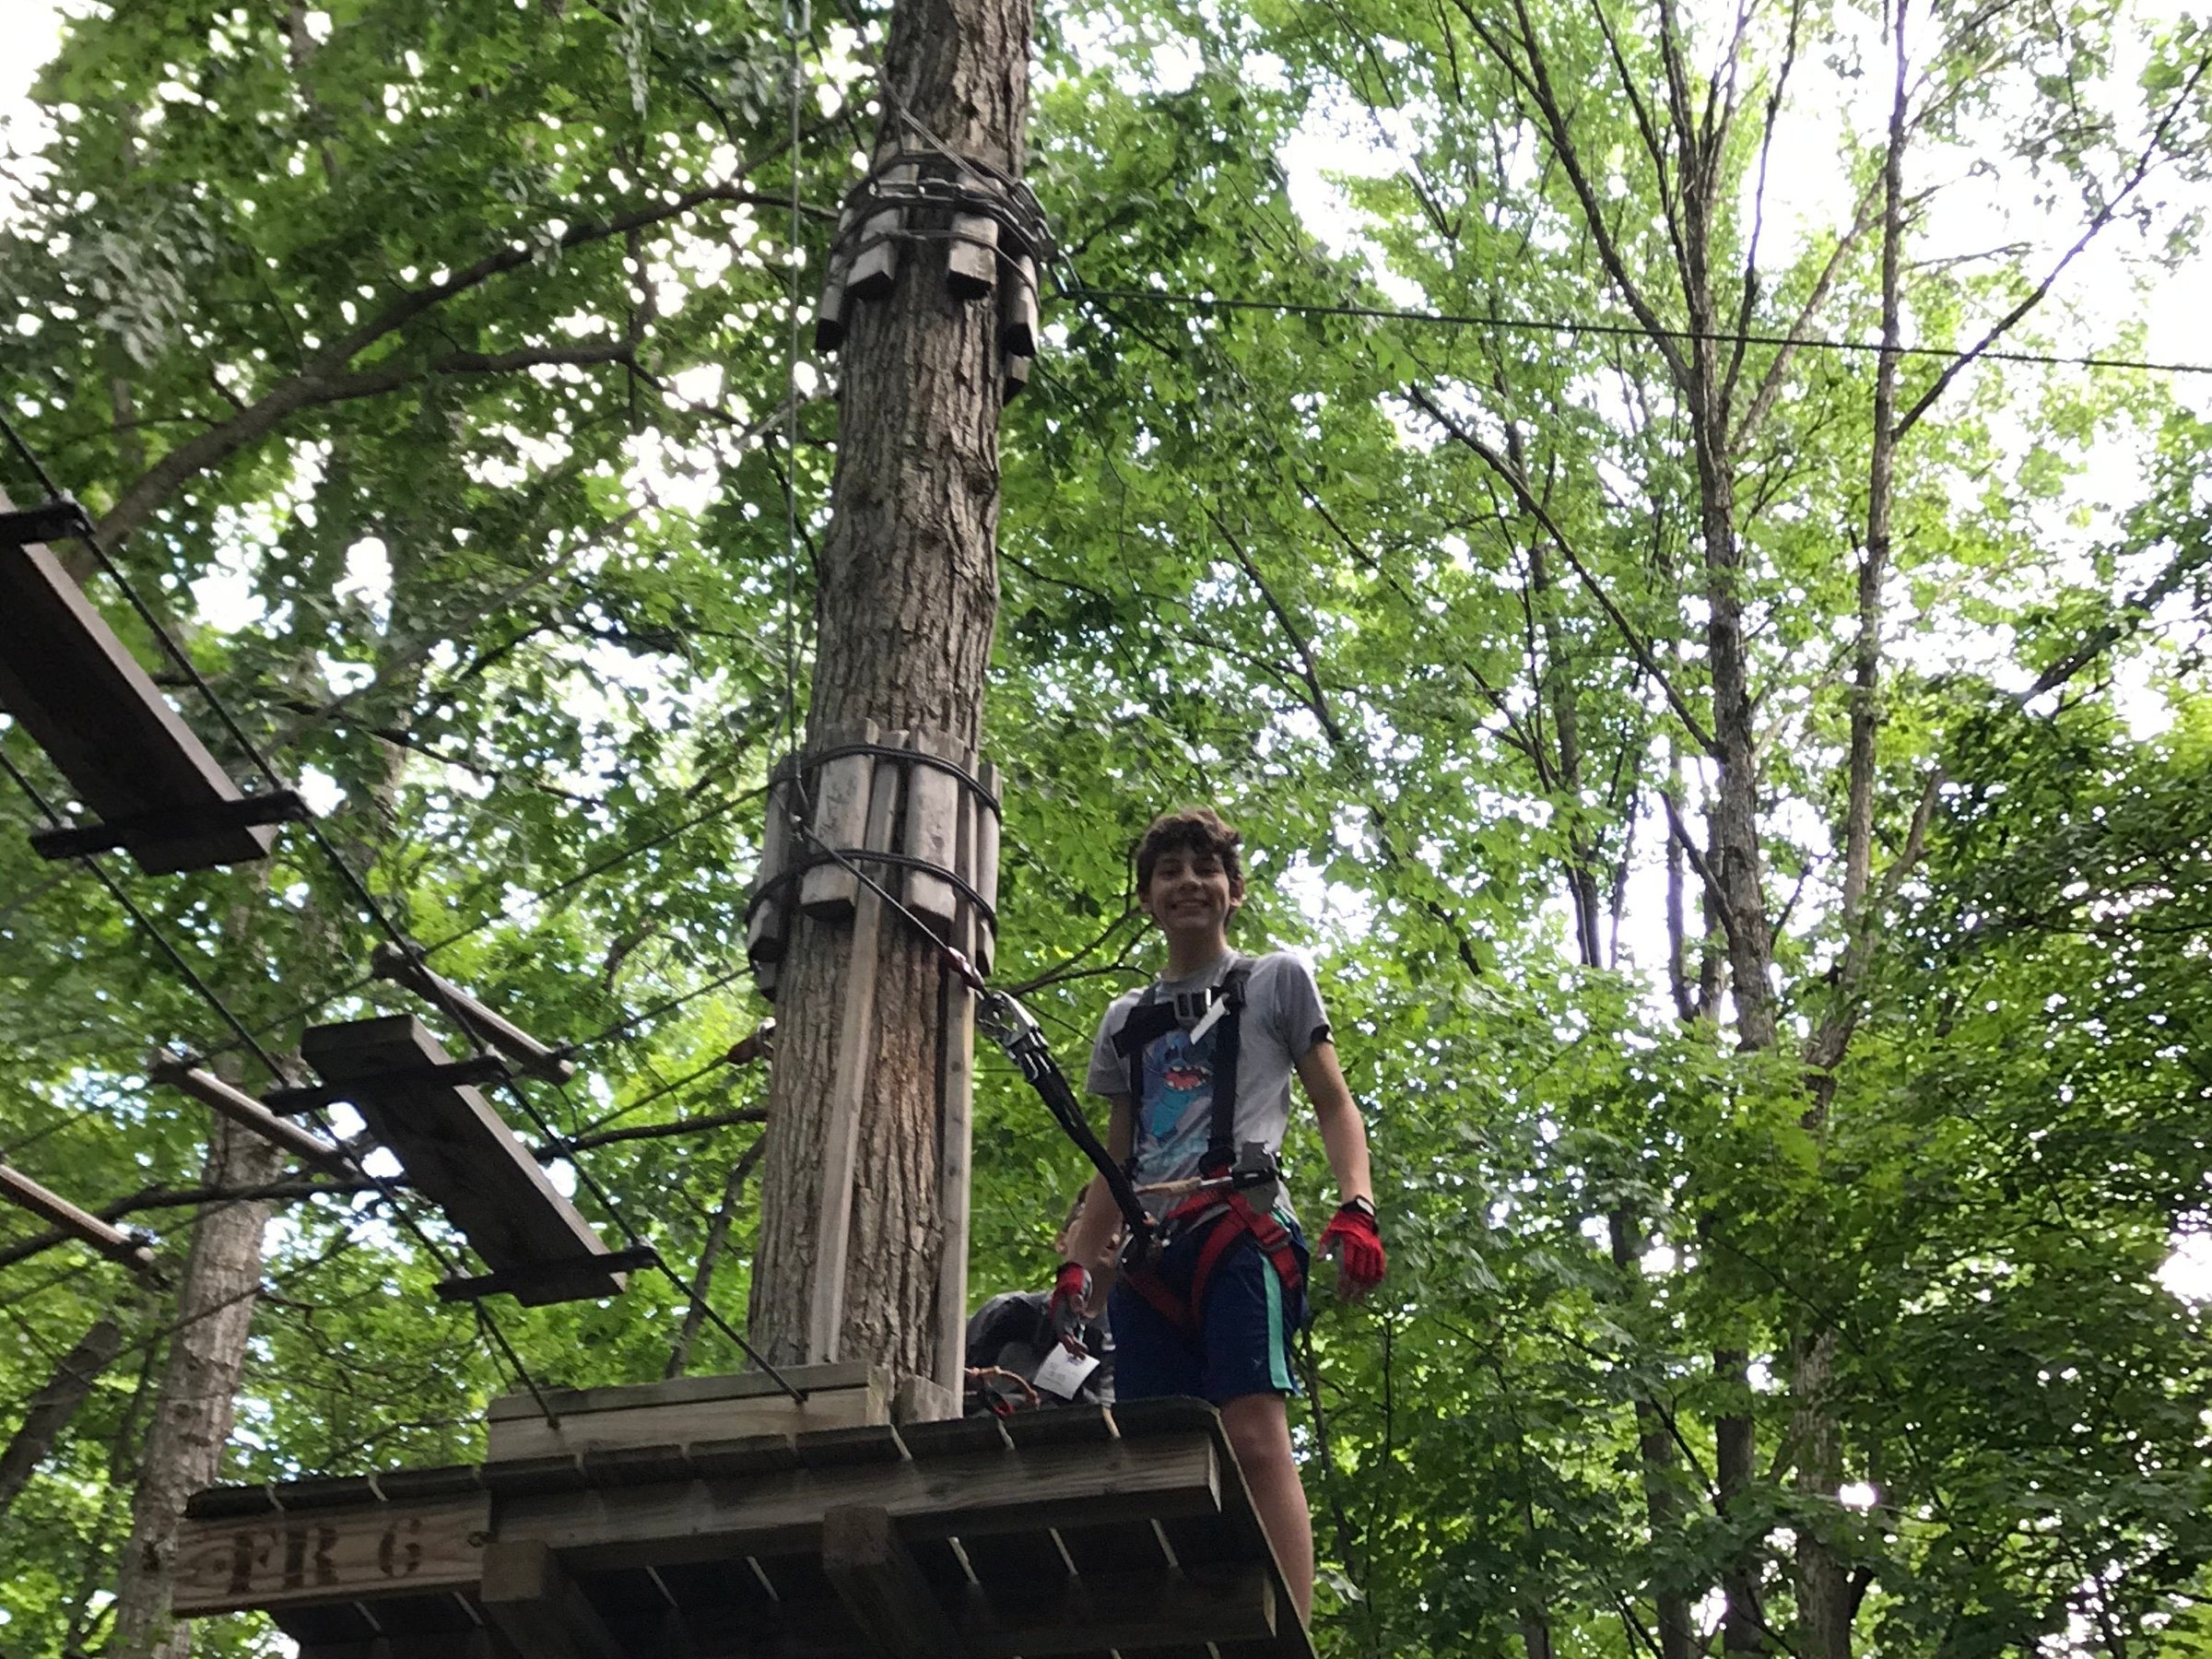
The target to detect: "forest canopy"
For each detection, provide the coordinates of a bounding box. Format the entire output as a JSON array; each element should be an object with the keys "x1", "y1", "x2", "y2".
[{"x1": 0, "y1": 0, "x2": 2207, "y2": 1655}]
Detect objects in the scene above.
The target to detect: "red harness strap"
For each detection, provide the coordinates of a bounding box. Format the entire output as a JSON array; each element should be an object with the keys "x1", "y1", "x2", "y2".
[{"x1": 1124, "y1": 1189, "x2": 1304, "y2": 1338}]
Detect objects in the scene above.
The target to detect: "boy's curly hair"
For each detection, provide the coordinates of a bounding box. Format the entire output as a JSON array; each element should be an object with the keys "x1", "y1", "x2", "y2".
[{"x1": 1134, "y1": 807, "x2": 1244, "y2": 894}]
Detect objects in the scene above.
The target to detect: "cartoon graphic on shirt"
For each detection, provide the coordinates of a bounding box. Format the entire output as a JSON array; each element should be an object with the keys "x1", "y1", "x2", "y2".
[{"x1": 1140, "y1": 1028, "x2": 1216, "y2": 1178}]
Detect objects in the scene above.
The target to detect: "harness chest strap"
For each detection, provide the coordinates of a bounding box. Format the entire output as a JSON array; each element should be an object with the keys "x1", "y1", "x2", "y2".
[
  {"x1": 1112, "y1": 956, "x2": 1301, "y2": 1333},
  {"x1": 1112, "y1": 954, "x2": 1253, "y2": 1173}
]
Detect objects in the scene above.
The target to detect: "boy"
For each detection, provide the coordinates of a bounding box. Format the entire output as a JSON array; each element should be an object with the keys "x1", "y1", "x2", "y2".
[{"x1": 1053, "y1": 807, "x2": 1385, "y2": 1624}]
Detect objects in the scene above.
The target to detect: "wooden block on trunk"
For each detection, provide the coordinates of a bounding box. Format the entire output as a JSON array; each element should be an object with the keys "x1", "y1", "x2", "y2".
[
  {"x1": 747, "y1": 754, "x2": 800, "y2": 965},
  {"x1": 298, "y1": 1015, "x2": 623, "y2": 1306},
  {"x1": 947, "y1": 212, "x2": 1000, "y2": 298},
  {"x1": 814, "y1": 250, "x2": 853, "y2": 354},
  {"x1": 807, "y1": 736, "x2": 905, "y2": 1363},
  {"x1": 485, "y1": 1364, "x2": 889, "y2": 1462},
  {"x1": 799, "y1": 720, "x2": 879, "y2": 919},
  {"x1": 0, "y1": 488, "x2": 279, "y2": 875},
  {"x1": 1002, "y1": 254, "x2": 1039, "y2": 358},
  {"x1": 844, "y1": 163, "x2": 915, "y2": 300},
  {"x1": 1003, "y1": 350, "x2": 1032, "y2": 403}
]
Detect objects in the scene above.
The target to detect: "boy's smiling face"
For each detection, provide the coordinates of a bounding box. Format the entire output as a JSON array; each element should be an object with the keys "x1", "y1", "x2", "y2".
[{"x1": 1141, "y1": 844, "x2": 1244, "y2": 946}]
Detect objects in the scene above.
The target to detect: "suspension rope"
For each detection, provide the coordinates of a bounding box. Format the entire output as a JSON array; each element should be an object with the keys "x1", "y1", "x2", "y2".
[{"x1": 1069, "y1": 283, "x2": 2212, "y2": 379}]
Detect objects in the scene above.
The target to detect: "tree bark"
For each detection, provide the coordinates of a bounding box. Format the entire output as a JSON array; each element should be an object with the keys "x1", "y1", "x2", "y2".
[
  {"x1": 0, "y1": 1310, "x2": 129, "y2": 1518},
  {"x1": 1713, "y1": 1346, "x2": 1765, "y2": 1656},
  {"x1": 1610, "y1": 1208, "x2": 1695, "y2": 1659},
  {"x1": 748, "y1": 0, "x2": 1030, "y2": 1377},
  {"x1": 107, "y1": 1112, "x2": 284, "y2": 1659}
]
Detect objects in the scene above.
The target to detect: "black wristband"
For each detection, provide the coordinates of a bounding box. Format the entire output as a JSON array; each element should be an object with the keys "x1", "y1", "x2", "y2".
[{"x1": 1337, "y1": 1195, "x2": 1377, "y2": 1221}]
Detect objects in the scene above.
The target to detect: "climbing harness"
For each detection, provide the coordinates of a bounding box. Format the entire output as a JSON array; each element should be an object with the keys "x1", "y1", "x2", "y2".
[{"x1": 1109, "y1": 956, "x2": 1306, "y2": 1337}]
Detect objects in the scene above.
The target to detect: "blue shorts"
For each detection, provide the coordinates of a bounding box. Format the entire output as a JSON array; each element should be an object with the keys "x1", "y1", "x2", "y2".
[{"x1": 1109, "y1": 1213, "x2": 1310, "y2": 1405}]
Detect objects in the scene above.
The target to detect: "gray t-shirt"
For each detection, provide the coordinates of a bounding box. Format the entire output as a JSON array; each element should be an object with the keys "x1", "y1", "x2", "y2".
[{"x1": 1086, "y1": 950, "x2": 1330, "y2": 1216}]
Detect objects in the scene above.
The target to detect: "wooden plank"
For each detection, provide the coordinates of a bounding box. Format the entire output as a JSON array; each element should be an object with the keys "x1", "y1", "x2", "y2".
[
  {"x1": 171, "y1": 1492, "x2": 490, "y2": 1615},
  {"x1": 747, "y1": 755, "x2": 800, "y2": 966},
  {"x1": 959, "y1": 1564, "x2": 1278, "y2": 1657},
  {"x1": 1002, "y1": 349, "x2": 1032, "y2": 404},
  {"x1": 819, "y1": 1504, "x2": 964, "y2": 1658},
  {"x1": 149, "y1": 1058, "x2": 347, "y2": 1171},
  {"x1": 488, "y1": 1363, "x2": 874, "y2": 1423},
  {"x1": 900, "y1": 733, "x2": 960, "y2": 936},
  {"x1": 434, "y1": 1245, "x2": 658, "y2": 1305},
  {"x1": 497, "y1": 1432, "x2": 1221, "y2": 1569},
  {"x1": 0, "y1": 1162, "x2": 154, "y2": 1277},
  {"x1": 479, "y1": 1539, "x2": 625, "y2": 1659},
  {"x1": 807, "y1": 733, "x2": 903, "y2": 1364},
  {"x1": 293, "y1": 1630, "x2": 512, "y2": 1659},
  {"x1": 486, "y1": 1370, "x2": 888, "y2": 1463},
  {"x1": 932, "y1": 768, "x2": 976, "y2": 1406},
  {"x1": 0, "y1": 488, "x2": 277, "y2": 874},
  {"x1": 798, "y1": 719, "x2": 877, "y2": 918},
  {"x1": 369, "y1": 947, "x2": 577, "y2": 1083},
  {"x1": 299, "y1": 1015, "x2": 622, "y2": 1306},
  {"x1": 946, "y1": 212, "x2": 999, "y2": 299}
]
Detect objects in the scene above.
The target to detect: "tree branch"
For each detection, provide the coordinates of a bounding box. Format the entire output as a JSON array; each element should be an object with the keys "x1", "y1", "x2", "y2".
[
  {"x1": 1409, "y1": 385, "x2": 1719, "y2": 757},
  {"x1": 1892, "y1": 48, "x2": 2212, "y2": 440},
  {"x1": 1206, "y1": 507, "x2": 1347, "y2": 747},
  {"x1": 2022, "y1": 535, "x2": 2212, "y2": 699},
  {"x1": 94, "y1": 162, "x2": 824, "y2": 544}
]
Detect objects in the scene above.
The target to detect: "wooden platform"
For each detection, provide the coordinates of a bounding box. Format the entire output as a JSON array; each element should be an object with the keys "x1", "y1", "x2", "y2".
[
  {"x1": 0, "y1": 490, "x2": 293, "y2": 873},
  {"x1": 173, "y1": 1397, "x2": 1314, "y2": 1659},
  {"x1": 298, "y1": 1015, "x2": 627, "y2": 1305}
]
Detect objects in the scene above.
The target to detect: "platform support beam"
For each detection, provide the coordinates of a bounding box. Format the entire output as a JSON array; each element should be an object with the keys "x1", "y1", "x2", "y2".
[
  {"x1": 480, "y1": 1540, "x2": 626, "y2": 1659},
  {"x1": 821, "y1": 1503, "x2": 964, "y2": 1659}
]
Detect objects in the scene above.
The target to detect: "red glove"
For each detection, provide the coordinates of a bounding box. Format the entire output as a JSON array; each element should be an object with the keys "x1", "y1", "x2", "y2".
[
  {"x1": 1047, "y1": 1261, "x2": 1093, "y2": 1341},
  {"x1": 1318, "y1": 1198, "x2": 1385, "y2": 1298}
]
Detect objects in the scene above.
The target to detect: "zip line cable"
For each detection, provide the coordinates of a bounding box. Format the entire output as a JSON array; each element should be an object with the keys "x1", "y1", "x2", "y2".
[{"x1": 1069, "y1": 284, "x2": 2212, "y2": 379}]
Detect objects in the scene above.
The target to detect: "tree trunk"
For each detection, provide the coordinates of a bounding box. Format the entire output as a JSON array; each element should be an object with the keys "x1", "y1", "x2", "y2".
[
  {"x1": 108, "y1": 1112, "x2": 284, "y2": 1659},
  {"x1": 1786, "y1": 18, "x2": 1912, "y2": 1659},
  {"x1": 748, "y1": 0, "x2": 1030, "y2": 1376},
  {"x1": 1610, "y1": 1207, "x2": 1696, "y2": 1659},
  {"x1": 0, "y1": 1309, "x2": 129, "y2": 1517},
  {"x1": 1792, "y1": 1328, "x2": 1853, "y2": 1659},
  {"x1": 1713, "y1": 1346, "x2": 1765, "y2": 1656}
]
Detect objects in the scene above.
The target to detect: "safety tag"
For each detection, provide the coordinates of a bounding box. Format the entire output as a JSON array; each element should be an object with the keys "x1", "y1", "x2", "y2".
[
  {"x1": 1031, "y1": 1341, "x2": 1102, "y2": 1401},
  {"x1": 1188, "y1": 994, "x2": 1230, "y2": 1044}
]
